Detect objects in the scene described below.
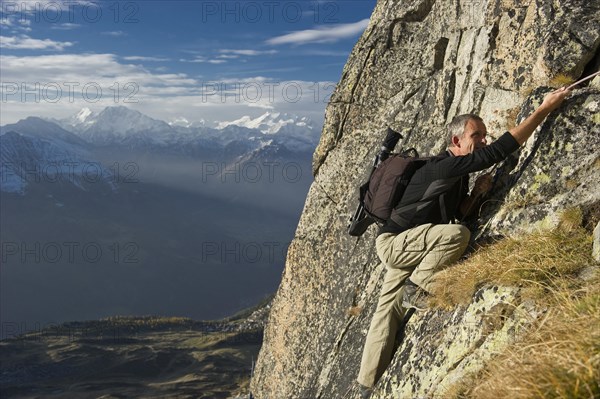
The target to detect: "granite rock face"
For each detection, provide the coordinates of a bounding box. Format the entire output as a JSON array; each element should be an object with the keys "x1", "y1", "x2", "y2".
[
  {"x1": 370, "y1": 287, "x2": 539, "y2": 399},
  {"x1": 251, "y1": 0, "x2": 600, "y2": 398}
]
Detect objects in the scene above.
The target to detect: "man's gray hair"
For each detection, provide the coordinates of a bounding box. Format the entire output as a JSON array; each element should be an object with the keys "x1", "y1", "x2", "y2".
[{"x1": 447, "y1": 114, "x2": 483, "y2": 146}]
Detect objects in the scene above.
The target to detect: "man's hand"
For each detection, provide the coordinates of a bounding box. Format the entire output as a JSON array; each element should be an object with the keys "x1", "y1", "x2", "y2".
[
  {"x1": 540, "y1": 86, "x2": 572, "y2": 113},
  {"x1": 471, "y1": 173, "x2": 493, "y2": 197},
  {"x1": 459, "y1": 173, "x2": 493, "y2": 218}
]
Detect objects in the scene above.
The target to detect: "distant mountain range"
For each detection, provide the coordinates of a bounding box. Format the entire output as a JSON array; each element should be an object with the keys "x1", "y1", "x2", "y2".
[
  {"x1": 0, "y1": 107, "x2": 317, "y2": 328},
  {"x1": 1, "y1": 106, "x2": 319, "y2": 195}
]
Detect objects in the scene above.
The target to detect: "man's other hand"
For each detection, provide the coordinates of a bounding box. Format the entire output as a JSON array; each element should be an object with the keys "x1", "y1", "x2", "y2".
[{"x1": 472, "y1": 173, "x2": 493, "y2": 197}]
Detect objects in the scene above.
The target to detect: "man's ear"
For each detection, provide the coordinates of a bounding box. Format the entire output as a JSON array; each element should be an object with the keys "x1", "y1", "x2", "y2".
[{"x1": 451, "y1": 135, "x2": 461, "y2": 147}]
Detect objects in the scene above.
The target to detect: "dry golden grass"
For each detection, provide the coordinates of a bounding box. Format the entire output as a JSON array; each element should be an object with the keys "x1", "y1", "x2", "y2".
[
  {"x1": 519, "y1": 83, "x2": 537, "y2": 98},
  {"x1": 517, "y1": 73, "x2": 574, "y2": 108},
  {"x1": 431, "y1": 208, "x2": 600, "y2": 398},
  {"x1": 347, "y1": 306, "x2": 363, "y2": 317},
  {"x1": 502, "y1": 191, "x2": 544, "y2": 211},
  {"x1": 430, "y1": 209, "x2": 594, "y2": 309},
  {"x1": 447, "y1": 278, "x2": 599, "y2": 399},
  {"x1": 549, "y1": 74, "x2": 576, "y2": 88},
  {"x1": 565, "y1": 179, "x2": 578, "y2": 190}
]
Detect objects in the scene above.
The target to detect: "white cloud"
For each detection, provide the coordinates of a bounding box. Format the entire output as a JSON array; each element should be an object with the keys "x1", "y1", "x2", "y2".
[
  {"x1": 0, "y1": 14, "x2": 32, "y2": 32},
  {"x1": 219, "y1": 49, "x2": 278, "y2": 56},
  {"x1": 51, "y1": 23, "x2": 82, "y2": 30},
  {"x1": 123, "y1": 56, "x2": 170, "y2": 62},
  {"x1": 0, "y1": 0, "x2": 94, "y2": 30},
  {"x1": 1, "y1": 53, "x2": 197, "y2": 92},
  {"x1": 180, "y1": 57, "x2": 198, "y2": 63},
  {"x1": 0, "y1": 53, "x2": 332, "y2": 126},
  {"x1": 266, "y1": 19, "x2": 369, "y2": 45},
  {"x1": 179, "y1": 49, "x2": 277, "y2": 63},
  {"x1": 180, "y1": 57, "x2": 227, "y2": 64},
  {"x1": 0, "y1": 35, "x2": 74, "y2": 50},
  {"x1": 101, "y1": 31, "x2": 126, "y2": 37}
]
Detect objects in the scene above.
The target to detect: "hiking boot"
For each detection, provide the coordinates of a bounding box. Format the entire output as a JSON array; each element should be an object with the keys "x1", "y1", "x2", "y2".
[
  {"x1": 358, "y1": 383, "x2": 373, "y2": 399},
  {"x1": 402, "y1": 279, "x2": 429, "y2": 311}
]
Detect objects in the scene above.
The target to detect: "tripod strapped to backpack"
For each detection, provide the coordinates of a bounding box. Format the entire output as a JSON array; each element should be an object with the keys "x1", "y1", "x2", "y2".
[{"x1": 348, "y1": 127, "x2": 407, "y2": 236}]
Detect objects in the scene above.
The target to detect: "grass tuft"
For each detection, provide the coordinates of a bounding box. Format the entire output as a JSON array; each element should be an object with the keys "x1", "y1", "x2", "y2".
[
  {"x1": 347, "y1": 306, "x2": 363, "y2": 317},
  {"x1": 430, "y1": 218, "x2": 594, "y2": 308},
  {"x1": 549, "y1": 74, "x2": 575, "y2": 88}
]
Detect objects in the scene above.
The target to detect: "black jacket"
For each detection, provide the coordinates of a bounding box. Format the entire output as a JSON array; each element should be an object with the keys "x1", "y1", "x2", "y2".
[{"x1": 379, "y1": 132, "x2": 520, "y2": 235}]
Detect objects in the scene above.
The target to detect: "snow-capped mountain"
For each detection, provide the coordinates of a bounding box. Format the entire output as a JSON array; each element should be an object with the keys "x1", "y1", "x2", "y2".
[
  {"x1": 67, "y1": 107, "x2": 318, "y2": 151},
  {"x1": 1, "y1": 117, "x2": 89, "y2": 150},
  {"x1": 216, "y1": 112, "x2": 315, "y2": 135},
  {"x1": 1, "y1": 107, "x2": 319, "y2": 194},
  {"x1": 52, "y1": 107, "x2": 319, "y2": 152},
  {"x1": 214, "y1": 112, "x2": 319, "y2": 152},
  {"x1": 0, "y1": 130, "x2": 116, "y2": 194},
  {"x1": 0, "y1": 118, "x2": 115, "y2": 194},
  {"x1": 168, "y1": 116, "x2": 209, "y2": 129},
  {"x1": 232, "y1": 139, "x2": 297, "y2": 166},
  {"x1": 59, "y1": 107, "x2": 97, "y2": 132},
  {"x1": 58, "y1": 106, "x2": 178, "y2": 146}
]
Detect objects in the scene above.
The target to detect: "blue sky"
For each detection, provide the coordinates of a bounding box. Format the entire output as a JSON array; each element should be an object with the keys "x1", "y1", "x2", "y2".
[{"x1": 0, "y1": 0, "x2": 376, "y2": 125}]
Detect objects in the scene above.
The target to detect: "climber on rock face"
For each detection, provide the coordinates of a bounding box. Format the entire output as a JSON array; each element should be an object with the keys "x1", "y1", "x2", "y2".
[{"x1": 356, "y1": 86, "x2": 572, "y2": 396}]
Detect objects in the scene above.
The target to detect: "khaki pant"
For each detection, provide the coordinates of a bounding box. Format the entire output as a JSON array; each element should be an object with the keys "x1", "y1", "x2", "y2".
[{"x1": 357, "y1": 223, "x2": 470, "y2": 388}]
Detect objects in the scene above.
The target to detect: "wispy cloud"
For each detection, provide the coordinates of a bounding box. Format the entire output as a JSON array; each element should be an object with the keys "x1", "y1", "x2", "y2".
[
  {"x1": 101, "y1": 31, "x2": 126, "y2": 37},
  {"x1": 219, "y1": 49, "x2": 278, "y2": 56},
  {"x1": 123, "y1": 56, "x2": 170, "y2": 62},
  {"x1": 180, "y1": 57, "x2": 227, "y2": 64},
  {"x1": 0, "y1": 35, "x2": 74, "y2": 50},
  {"x1": 1, "y1": 53, "x2": 197, "y2": 90},
  {"x1": 0, "y1": 14, "x2": 32, "y2": 32},
  {"x1": 51, "y1": 23, "x2": 82, "y2": 30},
  {"x1": 179, "y1": 49, "x2": 277, "y2": 63},
  {"x1": 0, "y1": 0, "x2": 92, "y2": 31},
  {"x1": 0, "y1": 18, "x2": 14, "y2": 28},
  {"x1": 266, "y1": 19, "x2": 369, "y2": 45}
]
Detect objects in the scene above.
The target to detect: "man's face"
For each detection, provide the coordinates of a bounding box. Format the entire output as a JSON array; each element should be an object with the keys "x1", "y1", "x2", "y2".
[{"x1": 453, "y1": 119, "x2": 488, "y2": 155}]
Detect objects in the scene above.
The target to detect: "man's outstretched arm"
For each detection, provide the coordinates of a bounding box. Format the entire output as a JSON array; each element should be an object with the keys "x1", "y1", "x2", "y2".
[
  {"x1": 459, "y1": 86, "x2": 572, "y2": 217},
  {"x1": 435, "y1": 87, "x2": 572, "y2": 180},
  {"x1": 509, "y1": 87, "x2": 572, "y2": 145}
]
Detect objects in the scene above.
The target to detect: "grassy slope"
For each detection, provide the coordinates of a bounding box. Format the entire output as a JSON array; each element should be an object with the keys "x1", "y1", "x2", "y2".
[{"x1": 430, "y1": 209, "x2": 600, "y2": 398}]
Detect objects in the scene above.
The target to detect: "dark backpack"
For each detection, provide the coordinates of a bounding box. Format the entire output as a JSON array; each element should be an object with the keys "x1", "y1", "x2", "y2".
[
  {"x1": 348, "y1": 149, "x2": 426, "y2": 236},
  {"x1": 363, "y1": 151, "x2": 427, "y2": 223}
]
